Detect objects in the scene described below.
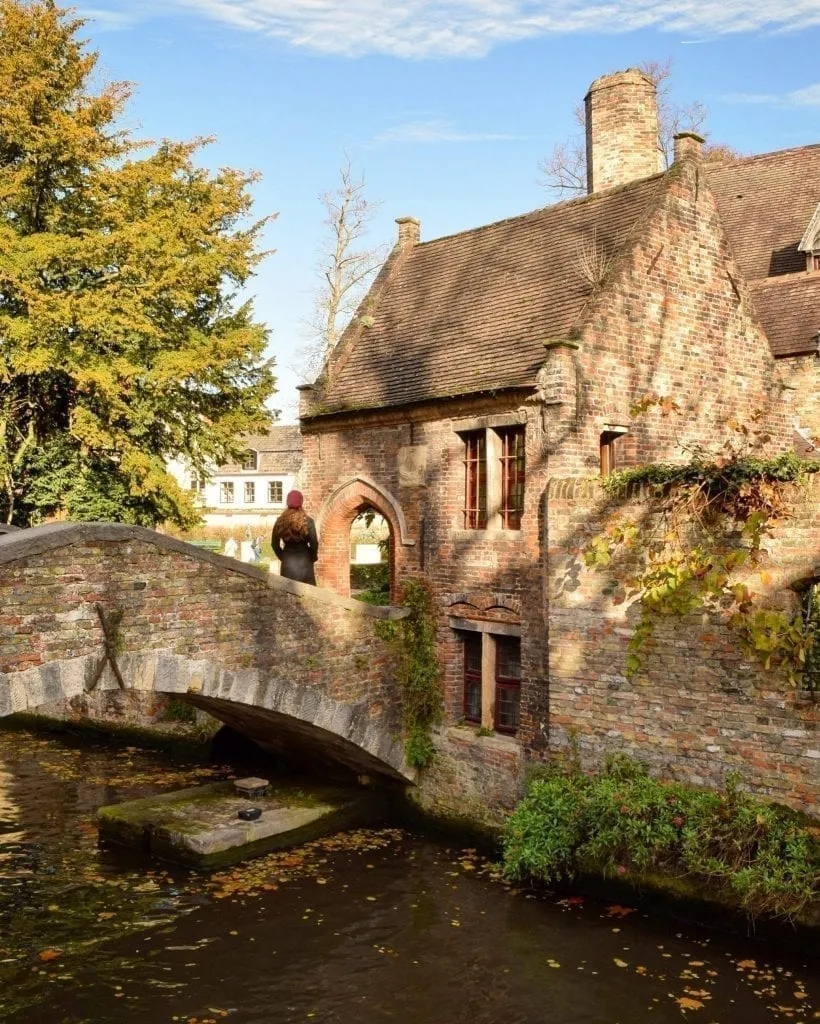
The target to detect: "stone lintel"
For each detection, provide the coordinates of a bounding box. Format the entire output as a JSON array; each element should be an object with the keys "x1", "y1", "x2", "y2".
[{"x1": 448, "y1": 617, "x2": 522, "y2": 637}]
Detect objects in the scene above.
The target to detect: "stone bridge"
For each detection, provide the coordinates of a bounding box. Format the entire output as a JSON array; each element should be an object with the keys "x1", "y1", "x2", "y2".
[{"x1": 0, "y1": 524, "x2": 411, "y2": 780}]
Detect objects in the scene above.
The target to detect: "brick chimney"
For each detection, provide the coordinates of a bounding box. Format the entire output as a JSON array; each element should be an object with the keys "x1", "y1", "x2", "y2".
[
  {"x1": 585, "y1": 69, "x2": 663, "y2": 194},
  {"x1": 395, "y1": 216, "x2": 420, "y2": 249},
  {"x1": 673, "y1": 132, "x2": 704, "y2": 164}
]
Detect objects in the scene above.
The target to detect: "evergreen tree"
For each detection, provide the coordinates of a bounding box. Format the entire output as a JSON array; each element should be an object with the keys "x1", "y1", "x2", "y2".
[{"x1": 0, "y1": 0, "x2": 275, "y2": 527}]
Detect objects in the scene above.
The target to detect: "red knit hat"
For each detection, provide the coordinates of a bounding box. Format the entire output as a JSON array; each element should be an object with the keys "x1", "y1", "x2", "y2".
[{"x1": 286, "y1": 489, "x2": 304, "y2": 509}]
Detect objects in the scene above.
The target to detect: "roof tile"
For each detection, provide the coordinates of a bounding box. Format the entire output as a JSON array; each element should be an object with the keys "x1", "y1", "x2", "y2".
[{"x1": 320, "y1": 175, "x2": 665, "y2": 412}]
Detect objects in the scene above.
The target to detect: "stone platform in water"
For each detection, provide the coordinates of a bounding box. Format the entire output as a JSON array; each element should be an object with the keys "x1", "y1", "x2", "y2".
[{"x1": 98, "y1": 780, "x2": 384, "y2": 869}]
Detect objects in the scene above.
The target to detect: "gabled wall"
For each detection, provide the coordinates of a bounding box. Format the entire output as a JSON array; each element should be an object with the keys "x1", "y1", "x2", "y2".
[{"x1": 544, "y1": 159, "x2": 791, "y2": 476}]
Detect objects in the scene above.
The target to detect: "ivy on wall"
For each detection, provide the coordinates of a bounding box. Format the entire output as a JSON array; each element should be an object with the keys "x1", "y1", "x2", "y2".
[
  {"x1": 584, "y1": 401, "x2": 820, "y2": 689},
  {"x1": 376, "y1": 576, "x2": 443, "y2": 768}
]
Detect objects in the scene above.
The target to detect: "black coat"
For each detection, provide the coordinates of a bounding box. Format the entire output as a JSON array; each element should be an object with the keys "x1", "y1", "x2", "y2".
[{"x1": 271, "y1": 516, "x2": 319, "y2": 585}]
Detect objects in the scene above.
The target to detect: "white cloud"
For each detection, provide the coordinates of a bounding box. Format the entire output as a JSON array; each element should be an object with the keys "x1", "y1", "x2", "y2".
[
  {"x1": 723, "y1": 83, "x2": 820, "y2": 106},
  {"x1": 372, "y1": 119, "x2": 518, "y2": 143},
  {"x1": 95, "y1": 0, "x2": 820, "y2": 58},
  {"x1": 78, "y1": 6, "x2": 138, "y2": 31}
]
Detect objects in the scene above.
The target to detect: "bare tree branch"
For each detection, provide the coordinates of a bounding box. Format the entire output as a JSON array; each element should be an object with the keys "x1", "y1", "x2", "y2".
[{"x1": 298, "y1": 157, "x2": 387, "y2": 383}]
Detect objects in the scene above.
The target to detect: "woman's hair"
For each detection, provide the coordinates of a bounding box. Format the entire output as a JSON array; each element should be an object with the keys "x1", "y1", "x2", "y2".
[{"x1": 272, "y1": 507, "x2": 309, "y2": 544}]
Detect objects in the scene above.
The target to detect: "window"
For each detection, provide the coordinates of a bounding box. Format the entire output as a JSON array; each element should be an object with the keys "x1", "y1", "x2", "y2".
[
  {"x1": 244, "y1": 481, "x2": 255, "y2": 503},
  {"x1": 813, "y1": 253, "x2": 820, "y2": 271},
  {"x1": 268, "y1": 481, "x2": 283, "y2": 504},
  {"x1": 219, "y1": 481, "x2": 235, "y2": 504},
  {"x1": 463, "y1": 634, "x2": 483, "y2": 724},
  {"x1": 463, "y1": 431, "x2": 487, "y2": 529},
  {"x1": 189, "y1": 477, "x2": 205, "y2": 494},
  {"x1": 600, "y1": 431, "x2": 621, "y2": 476},
  {"x1": 498, "y1": 427, "x2": 525, "y2": 530},
  {"x1": 241, "y1": 450, "x2": 257, "y2": 471},
  {"x1": 461, "y1": 425, "x2": 525, "y2": 530},
  {"x1": 494, "y1": 638, "x2": 521, "y2": 734}
]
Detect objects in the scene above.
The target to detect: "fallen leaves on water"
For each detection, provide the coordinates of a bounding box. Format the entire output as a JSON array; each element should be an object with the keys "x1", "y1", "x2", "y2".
[
  {"x1": 207, "y1": 829, "x2": 406, "y2": 901},
  {"x1": 675, "y1": 996, "x2": 705, "y2": 1012},
  {"x1": 38, "y1": 949, "x2": 62, "y2": 962},
  {"x1": 605, "y1": 904, "x2": 636, "y2": 918}
]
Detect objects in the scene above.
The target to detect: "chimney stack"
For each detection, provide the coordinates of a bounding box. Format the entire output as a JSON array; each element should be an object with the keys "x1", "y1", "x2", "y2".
[
  {"x1": 395, "y1": 216, "x2": 420, "y2": 249},
  {"x1": 673, "y1": 132, "x2": 704, "y2": 164},
  {"x1": 585, "y1": 69, "x2": 663, "y2": 194}
]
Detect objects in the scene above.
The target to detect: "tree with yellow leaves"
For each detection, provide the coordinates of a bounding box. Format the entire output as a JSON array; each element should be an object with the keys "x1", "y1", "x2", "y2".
[{"x1": 0, "y1": 0, "x2": 276, "y2": 527}]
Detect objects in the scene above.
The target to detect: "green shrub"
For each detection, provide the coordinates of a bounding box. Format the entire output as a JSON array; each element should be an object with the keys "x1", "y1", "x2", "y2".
[
  {"x1": 350, "y1": 563, "x2": 389, "y2": 594},
  {"x1": 503, "y1": 755, "x2": 819, "y2": 921}
]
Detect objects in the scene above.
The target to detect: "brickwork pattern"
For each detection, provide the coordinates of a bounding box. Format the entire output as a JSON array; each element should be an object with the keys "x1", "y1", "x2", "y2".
[
  {"x1": 0, "y1": 525, "x2": 410, "y2": 779},
  {"x1": 297, "y1": 155, "x2": 817, "y2": 819},
  {"x1": 547, "y1": 476, "x2": 820, "y2": 816},
  {"x1": 585, "y1": 69, "x2": 662, "y2": 193}
]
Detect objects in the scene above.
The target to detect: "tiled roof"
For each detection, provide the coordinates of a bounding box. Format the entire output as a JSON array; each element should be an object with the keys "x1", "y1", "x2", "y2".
[
  {"x1": 749, "y1": 274, "x2": 820, "y2": 357},
  {"x1": 706, "y1": 145, "x2": 820, "y2": 280},
  {"x1": 320, "y1": 175, "x2": 666, "y2": 412},
  {"x1": 218, "y1": 425, "x2": 302, "y2": 474}
]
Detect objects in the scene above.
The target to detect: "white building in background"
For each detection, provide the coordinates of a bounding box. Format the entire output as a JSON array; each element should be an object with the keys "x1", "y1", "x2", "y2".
[{"x1": 169, "y1": 426, "x2": 302, "y2": 531}]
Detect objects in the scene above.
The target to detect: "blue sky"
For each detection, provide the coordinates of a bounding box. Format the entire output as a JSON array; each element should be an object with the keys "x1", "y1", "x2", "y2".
[{"x1": 79, "y1": 1, "x2": 820, "y2": 420}]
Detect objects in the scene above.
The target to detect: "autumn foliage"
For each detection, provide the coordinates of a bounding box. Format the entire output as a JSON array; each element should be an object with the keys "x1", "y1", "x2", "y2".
[{"x1": 0, "y1": 0, "x2": 276, "y2": 527}]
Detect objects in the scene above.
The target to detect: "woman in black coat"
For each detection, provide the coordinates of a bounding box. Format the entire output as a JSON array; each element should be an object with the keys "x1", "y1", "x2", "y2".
[{"x1": 271, "y1": 490, "x2": 319, "y2": 585}]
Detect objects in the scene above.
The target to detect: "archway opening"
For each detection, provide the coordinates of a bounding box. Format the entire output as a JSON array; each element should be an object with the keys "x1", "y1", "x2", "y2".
[{"x1": 349, "y1": 505, "x2": 392, "y2": 606}]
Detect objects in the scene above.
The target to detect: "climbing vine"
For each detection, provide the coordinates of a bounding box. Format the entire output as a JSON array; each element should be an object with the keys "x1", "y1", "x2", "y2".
[
  {"x1": 584, "y1": 401, "x2": 820, "y2": 688},
  {"x1": 376, "y1": 576, "x2": 443, "y2": 768}
]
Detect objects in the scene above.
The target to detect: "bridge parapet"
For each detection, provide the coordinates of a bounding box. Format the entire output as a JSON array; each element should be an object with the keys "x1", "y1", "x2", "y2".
[{"x1": 0, "y1": 523, "x2": 411, "y2": 780}]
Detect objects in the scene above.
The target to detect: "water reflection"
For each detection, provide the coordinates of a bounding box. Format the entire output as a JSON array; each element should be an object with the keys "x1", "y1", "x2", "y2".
[{"x1": 0, "y1": 728, "x2": 816, "y2": 1024}]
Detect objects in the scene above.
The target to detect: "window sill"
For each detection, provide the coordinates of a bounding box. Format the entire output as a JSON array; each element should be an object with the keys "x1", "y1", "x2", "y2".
[
  {"x1": 446, "y1": 724, "x2": 520, "y2": 749},
  {"x1": 452, "y1": 528, "x2": 524, "y2": 542}
]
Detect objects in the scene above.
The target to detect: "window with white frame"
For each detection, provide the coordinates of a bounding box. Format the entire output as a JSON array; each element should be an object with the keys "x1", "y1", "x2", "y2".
[
  {"x1": 219, "y1": 481, "x2": 235, "y2": 504},
  {"x1": 244, "y1": 481, "x2": 256, "y2": 503},
  {"x1": 268, "y1": 480, "x2": 283, "y2": 504},
  {"x1": 241, "y1": 450, "x2": 257, "y2": 471}
]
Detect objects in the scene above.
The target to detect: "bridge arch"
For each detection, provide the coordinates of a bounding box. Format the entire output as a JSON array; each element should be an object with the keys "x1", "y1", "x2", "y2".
[
  {"x1": 316, "y1": 476, "x2": 414, "y2": 599},
  {"x1": 0, "y1": 523, "x2": 412, "y2": 781}
]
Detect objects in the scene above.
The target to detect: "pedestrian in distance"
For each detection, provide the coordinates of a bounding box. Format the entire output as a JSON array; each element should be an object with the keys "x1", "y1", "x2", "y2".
[{"x1": 271, "y1": 490, "x2": 319, "y2": 585}]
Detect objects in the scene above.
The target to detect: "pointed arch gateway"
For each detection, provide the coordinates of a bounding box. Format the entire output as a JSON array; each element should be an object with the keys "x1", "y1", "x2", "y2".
[{"x1": 316, "y1": 476, "x2": 415, "y2": 600}]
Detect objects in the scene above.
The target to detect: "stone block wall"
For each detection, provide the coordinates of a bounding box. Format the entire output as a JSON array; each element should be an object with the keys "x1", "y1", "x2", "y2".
[{"x1": 546, "y1": 476, "x2": 820, "y2": 816}]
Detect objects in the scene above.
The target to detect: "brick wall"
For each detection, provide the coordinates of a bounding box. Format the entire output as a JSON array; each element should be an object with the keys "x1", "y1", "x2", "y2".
[
  {"x1": 546, "y1": 476, "x2": 820, "y2": 816},
  {"x1": 0, "y1": 524, "x2": 409, "y2": 778},
  {"x1": 779, "y1": 354, "x2": 820, "y2": 448},
  {"x1": 296, "y1": 156, "x2": 810, "y2": 820},
  {"x1": 543, "y1": 158, "x2": 792, "y2": 478}
]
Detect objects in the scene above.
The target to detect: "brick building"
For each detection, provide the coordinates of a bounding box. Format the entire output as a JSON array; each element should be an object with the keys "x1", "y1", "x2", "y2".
[
  {"x1": 168, "y1": 425, "x2": 302, "y2": 531},
  {"x1": 298, "y1": 70, "x2": 820, "y2": 821}
]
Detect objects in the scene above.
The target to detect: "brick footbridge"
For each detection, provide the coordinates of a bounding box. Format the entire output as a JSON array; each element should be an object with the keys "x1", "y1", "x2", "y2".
[{"x1": 0, "y1": 524, "x2": 411, "y2": 780}]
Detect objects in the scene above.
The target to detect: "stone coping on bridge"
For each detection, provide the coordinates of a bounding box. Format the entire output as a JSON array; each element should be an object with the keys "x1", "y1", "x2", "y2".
[{"x1": 0, "y1": 522, "x2": 409, "y2": 621}]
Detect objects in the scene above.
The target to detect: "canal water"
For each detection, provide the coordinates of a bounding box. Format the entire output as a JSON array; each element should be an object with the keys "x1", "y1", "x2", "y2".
[{"x1": 0, "y1": 727, "x2": 816, "y2": 1024}]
